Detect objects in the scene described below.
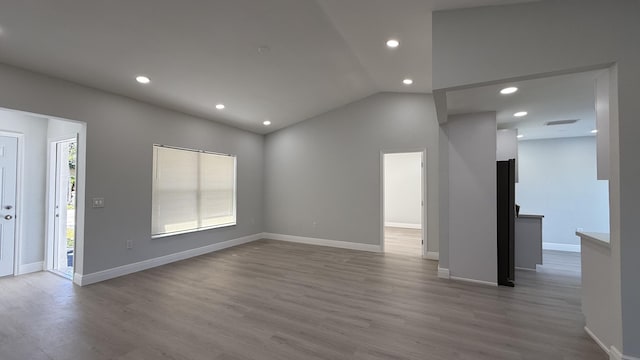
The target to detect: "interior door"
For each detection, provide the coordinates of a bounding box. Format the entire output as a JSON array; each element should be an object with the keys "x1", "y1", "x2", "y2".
[{"x1": 0, "y1": 136, "x2": 18, "y2": 277}]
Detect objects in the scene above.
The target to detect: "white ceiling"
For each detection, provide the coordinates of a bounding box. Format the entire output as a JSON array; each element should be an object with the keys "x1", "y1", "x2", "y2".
[
  {"x1": 446, "y1": 69, "x2": 604, "y2": 140},
  {"x1": 0, "y1": 0, "x2": 534, "y2": 134}
]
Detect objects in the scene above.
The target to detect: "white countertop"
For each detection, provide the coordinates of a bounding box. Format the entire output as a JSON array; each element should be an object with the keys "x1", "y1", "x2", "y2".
[{"x1": 576, "y1": 231, "x2": 610, "y2": 248}]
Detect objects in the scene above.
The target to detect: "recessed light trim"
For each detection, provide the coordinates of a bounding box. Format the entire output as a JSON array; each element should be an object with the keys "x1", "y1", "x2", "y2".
[
  {"x1": 136, "y1": 75, "x2": 151, "y2": 84},
  {"x1": 517, "y1": 134, "x2": 524, "y2": 139},
  {"x1": 514, "y1": 111, "x2": 528, "y2": 117},
  {"x1": 263, "y1": 120, "x2": 272, "y2": 126},
  {"x1": 403, "y1": 78, "x2": 413, "y2": 85},
  {"x1": 386, "y1": 39, "x2": 400, "y2": 48},
  {"x1": 500, "y1": 87, "x2": 518, "y2": 95},
  {"x1": 215, "y1": 104, "x2": 225, "y2": 110},
  {"x1": 591, "y1": 129, "x2": 598, "y2": 134}
]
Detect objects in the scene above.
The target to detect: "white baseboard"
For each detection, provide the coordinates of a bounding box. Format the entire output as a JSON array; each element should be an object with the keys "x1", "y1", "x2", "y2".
[
  {"x1": 585, "y1": 326, "x2": 610, "y2": 357},
  {"x1": 437, "y1": 266, "x2": 450, "y2": 279},
  {"x1": 18, "y1": 261, "x2": 43, "y2": 275},
  {"x1": 384, "y1": 222, "x2": 422, "y2": 230},
  {"x1": 450, "y1": 275, "x2": 498, "y2": 287},
  {"x1": 610, "y1": 346, "x2": 640, "y2": 360},
  {"x1": 584, "y1": 327, "x2": 639, "y2": 360},
  {"x1": 543, "y1": 242, "x2": 581, "y2": 252},
  {"x1": 263, "y1": 233, "x2": 381, "y2": 253},
  {"x1": 515, "y1": 266, "x2": 537, "y2": 272},
  {"x1": 424, "y1": 252, "x2": 439, "y2": 261},
  {"x1": 74, "y1": 233, "x2": 263, "y2": 286}
]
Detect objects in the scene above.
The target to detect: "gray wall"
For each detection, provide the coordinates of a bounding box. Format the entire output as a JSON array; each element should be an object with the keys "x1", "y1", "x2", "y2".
[
  {"x1": 0, "y1": 110, "x2": 47, "y2": 265},
  {"x1": 0, "y1": 63, "x2": 264, "y2": 275},
  {"x1": 433, "y1": 0, "x2": 640, "y2": 355},
  {"x1": 264, "y1": 93, "x2": 439, "y2": 253},
  {"x1": 517, "y1": 137, "x2": 609, "y2": 246},
  {"x1": 445, "y1": 112, "x2": 497, "y2": 283}
]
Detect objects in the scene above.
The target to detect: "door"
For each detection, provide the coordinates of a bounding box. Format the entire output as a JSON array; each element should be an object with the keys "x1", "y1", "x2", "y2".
[
  {"x1": 50, "y1": 138, "x2": 76, "y2": 278},
  {"x1": 0, "y1": 136, "x2": 18, "y2": 277}
]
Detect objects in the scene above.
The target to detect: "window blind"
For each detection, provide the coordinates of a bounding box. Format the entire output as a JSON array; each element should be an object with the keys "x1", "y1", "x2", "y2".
[{"x1": 152, "y1": 145, "x2": 236, "y2": 237}]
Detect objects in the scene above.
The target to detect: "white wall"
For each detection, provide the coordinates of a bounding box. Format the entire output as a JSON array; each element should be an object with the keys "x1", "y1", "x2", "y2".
[
  {"x1": 265, "y1": 92, "x2": 439, "y2": 253},
  {"x1": 0, "y1": 110, "x2": 47, "y2": 267},
  {"x1": 433, "y1": 0, "x2": 640, "y2": 355},
  {"x1": 384, "y1": 152, "x2": 422, "y2": 228},
  {"x1": 0, "y1": 63, "x2": 265, "y2": 277},
  {"x1": 517, "y1": 137, "x2": 609, "y2": 248},
  {"x1": 446, "y1": 112, "x2": 497, "y2": 284}
]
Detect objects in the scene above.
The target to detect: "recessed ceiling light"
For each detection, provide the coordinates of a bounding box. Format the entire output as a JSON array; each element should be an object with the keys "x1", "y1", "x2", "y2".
[
  {"x1": 263, "y1": 120, "x2": 272, "y2": 126},
  {"x1": 403, "y1": 78, "x2": 414, "y2": 85},
  {"x1": 135, "y1": 75, "x2": 151, "y2": 84},
  {"x1": 500, "y1": 87, "x2": 518, "y2": 95},
  {"x1": 386, "y1": 39, "x2": 400, "y2": 48},
  {"x1": 517, "y1": 134, "x2": 524, "y2": 139},
  {"x1": 215, "y1": 104, "x2": 225, "y2": 110},
  {"x1": 514, "y1": 111, "x2": 528, "y2": 117},
  {"x1": 591, "y1": 129, "x2": 598, "y2": 134}
]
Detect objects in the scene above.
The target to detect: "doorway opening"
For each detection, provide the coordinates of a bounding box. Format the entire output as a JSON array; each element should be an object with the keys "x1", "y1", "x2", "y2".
[
  {"x1": 382, "y1": 151, "x2": 425, "y2": 257},
  {"x1": 47, "y1": 138, "x2": 77, "y2": 279}
]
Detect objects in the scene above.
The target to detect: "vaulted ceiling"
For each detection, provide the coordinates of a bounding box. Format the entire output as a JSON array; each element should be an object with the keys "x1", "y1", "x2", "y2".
[{"x1": 0, "y1": 0, "x2": 534, "y2": 133}]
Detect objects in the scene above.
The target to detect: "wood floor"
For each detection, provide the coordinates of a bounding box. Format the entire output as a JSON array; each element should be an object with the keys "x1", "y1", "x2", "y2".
[
  {"x1": 384, "y1": 226, "x2": 422, "y2": 256},
  {"x1": 0, "y1": 240, "x2": 604, "y2": 360}
]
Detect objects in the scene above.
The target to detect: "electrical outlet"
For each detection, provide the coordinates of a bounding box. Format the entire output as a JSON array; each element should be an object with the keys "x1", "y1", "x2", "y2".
[
  {"x1": 312, "y1": 221, "x2": 317, "y2": 228},
  {"x1": 92, "y1": 197, "x2": 105, "y2": 208},
  {"x1": 126, "y1": 239, "x2": 133, "y2": 249}
]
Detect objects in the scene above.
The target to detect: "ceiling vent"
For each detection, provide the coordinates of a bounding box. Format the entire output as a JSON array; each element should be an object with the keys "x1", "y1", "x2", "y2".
[{"x1": 545, "y1": 119, "x2": 579, "y2": 126}]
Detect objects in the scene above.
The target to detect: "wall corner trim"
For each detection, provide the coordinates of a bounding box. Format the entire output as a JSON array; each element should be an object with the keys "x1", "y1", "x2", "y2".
[
  {"x1": 424, "y1": 252, "x2": 439, "y2": 261},
  {"x1": 17, "y1": 261, "x2": 44, "y2": 275},
  {"x1": 437, "y1": 266, "x2": 450, "y2": 279},
  {"x1": 263, "y1": 233, "x2": 381, "y2": 253},
  {"x1": 73, "y1": 233, "x2": 264, "y2": 286}
]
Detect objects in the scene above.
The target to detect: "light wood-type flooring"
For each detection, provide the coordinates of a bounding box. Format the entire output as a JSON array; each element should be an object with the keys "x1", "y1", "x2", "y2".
[
  {"x1": 0, "y1": 240, "x2": 604, "y2": 360},
  {"x1": 384, "y1": 226, "x2": 422, "y2": 256}
]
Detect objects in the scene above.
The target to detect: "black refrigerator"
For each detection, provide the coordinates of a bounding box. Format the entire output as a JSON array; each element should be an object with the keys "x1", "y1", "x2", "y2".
[{"x1": 497, "y1": 159, "x2": 516, "y2": 287}]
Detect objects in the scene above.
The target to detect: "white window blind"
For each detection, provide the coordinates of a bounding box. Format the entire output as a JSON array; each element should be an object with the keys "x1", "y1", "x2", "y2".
[{"x1": 152, "y1": 145, "x2": 236, "y2": 237}]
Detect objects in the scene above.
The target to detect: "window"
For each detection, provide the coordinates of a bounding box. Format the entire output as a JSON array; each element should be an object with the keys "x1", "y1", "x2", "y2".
[{"x1": 152, "y1": 145, "x2": 236, "y2": 238}]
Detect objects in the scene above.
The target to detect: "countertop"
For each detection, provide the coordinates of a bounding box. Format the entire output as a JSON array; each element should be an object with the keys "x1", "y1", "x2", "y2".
[{"x1": 576, "y1": 231, "x2": 610, "y2": 248}]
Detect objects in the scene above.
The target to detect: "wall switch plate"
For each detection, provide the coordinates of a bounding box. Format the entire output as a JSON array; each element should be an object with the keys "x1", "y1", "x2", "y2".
[
  {"x1": 92, "y1": 198, "x2": 105, "y2": 208},
  {"x1": 126, "y1": 240, "x2": 133, "y2": 249}
]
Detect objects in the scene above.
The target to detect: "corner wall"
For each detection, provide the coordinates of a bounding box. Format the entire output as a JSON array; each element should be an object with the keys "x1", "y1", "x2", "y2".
[
  {"x1": 264, "y1": 92, "x2": 439, "y2": 254},
  {"x1": 445, "y1": 112, "x2": 497, "y2": 284}
]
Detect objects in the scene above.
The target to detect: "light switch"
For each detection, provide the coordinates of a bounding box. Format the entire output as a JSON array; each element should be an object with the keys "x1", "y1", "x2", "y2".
[{"x1": 92, "y1": 197, "x2": 105, "y2": 208}]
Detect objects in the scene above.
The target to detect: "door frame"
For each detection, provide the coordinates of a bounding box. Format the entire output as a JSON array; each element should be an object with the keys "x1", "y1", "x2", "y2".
[
  {"x1": 45, "y1": 135, "x2": 78, "y2": 274},
  {"x1": 0, "y1": 130, "x2": 25, "y2": 276},
  {"x1": 380, "y1": 148, "x2": 427, "y2": 257}
]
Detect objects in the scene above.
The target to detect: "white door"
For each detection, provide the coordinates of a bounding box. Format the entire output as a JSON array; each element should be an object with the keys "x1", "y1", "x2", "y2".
[{"x1": 0, "y1": 136, "x2": 18, "y2": 277}]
